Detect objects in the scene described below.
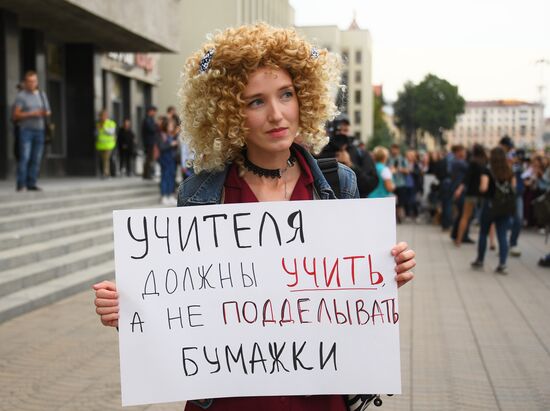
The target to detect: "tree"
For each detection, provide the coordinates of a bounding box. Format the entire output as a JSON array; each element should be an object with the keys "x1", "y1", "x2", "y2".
[
  {"x1": 368, "y1": 91, "x2": 394, "y2": 150},
  {"x1": 393, "y1": 75, "x2": 465, "y2": 148},
  {"x1": 414, "y1": 74, "x2": 465, "y2": 147},
  {"x1": 393, "y1": 81, "x2": 420, "y2": 148}
]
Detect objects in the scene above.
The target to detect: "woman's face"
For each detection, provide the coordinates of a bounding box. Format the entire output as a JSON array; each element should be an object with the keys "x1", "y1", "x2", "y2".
[{"x1": 242, "y1": 67, "x2": 299, "y2": 157}]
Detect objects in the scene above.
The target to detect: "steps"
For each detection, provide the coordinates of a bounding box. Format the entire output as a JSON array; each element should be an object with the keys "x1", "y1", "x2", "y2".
[{"x1": 0, "y1": 178, "x2": 164, "y2": 324}]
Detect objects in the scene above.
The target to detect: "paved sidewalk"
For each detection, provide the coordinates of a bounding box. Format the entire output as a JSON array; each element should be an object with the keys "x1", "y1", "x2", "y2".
[{"x1": 1, "y1": 222, "x2": 550, "y2": 410}]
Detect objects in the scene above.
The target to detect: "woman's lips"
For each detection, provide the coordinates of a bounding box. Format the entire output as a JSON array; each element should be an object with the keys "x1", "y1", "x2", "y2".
[{"x1": 267, "y1": 127, "x2": 288, "y2": 138}]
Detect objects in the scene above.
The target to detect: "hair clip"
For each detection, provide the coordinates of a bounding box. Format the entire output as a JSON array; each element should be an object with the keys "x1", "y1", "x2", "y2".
[
  {"x1": 310, "y1": 47, "x2": 319, "y2": 59},
  {"x1": 199, "y1": 48, "x2": 215, "y2": 73}
]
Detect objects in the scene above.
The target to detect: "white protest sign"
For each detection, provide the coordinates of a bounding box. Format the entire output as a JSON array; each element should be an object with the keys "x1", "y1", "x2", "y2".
[{"x1": 113, "y1": 197, "x2": 399, "y2": 406}]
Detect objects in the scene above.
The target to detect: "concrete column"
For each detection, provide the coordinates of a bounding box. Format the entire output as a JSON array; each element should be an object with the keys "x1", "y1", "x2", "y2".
[
  {"x1": 65, "y1": 44, "x2": 97, "y2": 175},
  {"x1": 0, "y1": 10, "x2": 20, "y2": 179}
]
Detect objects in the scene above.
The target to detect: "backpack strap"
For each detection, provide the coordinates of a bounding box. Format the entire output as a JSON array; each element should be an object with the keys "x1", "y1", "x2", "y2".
[{"x1": 316, "y1": 157, "x2": 341, "y2": 198}]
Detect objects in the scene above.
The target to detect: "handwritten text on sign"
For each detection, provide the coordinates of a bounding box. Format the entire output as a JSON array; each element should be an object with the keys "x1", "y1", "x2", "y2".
[{"x1": 113, "y1": 198, "x2": 400, "y2": 406}]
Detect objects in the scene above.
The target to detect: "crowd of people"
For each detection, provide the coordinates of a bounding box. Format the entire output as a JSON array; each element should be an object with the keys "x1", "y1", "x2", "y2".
[
  {"x1": 427, "y1": 136, "x2": 550, "y2": 272},
  {"x1": 94, "y1": 104, "x2": 193, "y2": 205},
  {"x1": 317, "y1": 128, "x2": 550, "y2": 274}
]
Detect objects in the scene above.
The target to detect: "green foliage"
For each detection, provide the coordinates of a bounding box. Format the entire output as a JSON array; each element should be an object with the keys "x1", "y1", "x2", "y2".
[
  {"x1": 368, "y1": 91, "x2": 395, "y2": 150},
  {"x1": 393, "y1": 81, "x2": 419, "y2": 147},
  {"x1": 393, "y1": 74, "x2": 465, "y2": 147}
]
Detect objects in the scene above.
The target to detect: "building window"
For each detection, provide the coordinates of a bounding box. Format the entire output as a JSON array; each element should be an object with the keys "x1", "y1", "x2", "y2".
[
  {"x1": 354, "y1": 90, "x2": 361, "y2": 104},
  {"x1": 342, "y1": 71, "x2": 349, "y2": 87},
  {"x1": 355, "y1": 70, "x2": 361, "y2": 83},
  {"x1": 520, "y1": 125, "x2": 526, "y2": 136},
  {"x1": 342, "y1": 50, "x2": 349, "y2": 64},
  {"x1": 354, "y1": 110, "x2": 361, "y2": 124},
  {"x1": 355, "y1": 50, "x2": 362, "y2": 64}
]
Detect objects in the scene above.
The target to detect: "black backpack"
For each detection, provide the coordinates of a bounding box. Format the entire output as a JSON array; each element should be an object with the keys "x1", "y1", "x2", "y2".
[
  {"x1": 490, "y1": 179, "x2": 516, "y2": 219},
  {"x1": 316, "y1": 158, "x2": 341, "y2": 198}
]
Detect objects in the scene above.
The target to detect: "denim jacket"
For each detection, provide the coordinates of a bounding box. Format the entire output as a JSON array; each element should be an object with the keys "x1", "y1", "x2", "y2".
[{"x1": 178, "y1": 143, "x2": 359, "y2": 206}]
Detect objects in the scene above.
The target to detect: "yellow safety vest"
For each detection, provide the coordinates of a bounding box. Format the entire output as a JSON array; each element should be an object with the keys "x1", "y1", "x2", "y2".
[{"x1": 96, "y1": 119, "x2": 117, "y2": 151}]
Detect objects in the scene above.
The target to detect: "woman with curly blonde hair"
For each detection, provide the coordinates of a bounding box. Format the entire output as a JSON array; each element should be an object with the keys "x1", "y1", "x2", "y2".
[{"x1": 93, "y1": 23, "x2": 416, "y2": 411}]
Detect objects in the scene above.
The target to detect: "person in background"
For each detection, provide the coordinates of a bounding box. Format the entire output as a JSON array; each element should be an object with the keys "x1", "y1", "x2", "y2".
[
  {"x1": 498, "y1": 135, "x2": 522, "y2": 257},
  {"x1": 404, "y1": 149, "x2": 423, "y2": 220},
  {"x1": 369, "y1": 146, "x2": 395, "y2": 198},
  {"x1": 141, "y1": 105, "x2": 158, "y2": 179},
  {"x1": 166, "y1": 105, "x2": 181, "y2": 131},
  {"x1": 13, "y1": 70, "x2": 51, "y2": 191},
  {"x1": 471, "y1": 147, "x2": 515, "y2": 274},
  {"x1": 95, "y1": 109, "x2": 116, "y2": 179},
  {"x1": 454, "y1": 144, "x2": 488, "y2": 246},
  {"x1": 388, "y1": 143, "x2": 409, "y2": 222},
  {"x1": 157, "y1": 116, "x2": 179, "y2": 205},
  {"x1": 331, "y1": 117, "x2": 378, "y2": 197},
  {"x1": 116, "y1": 119, "x2": 136, "y2": 177},
  {"x1": 450, "y1": 145, "x2": 474, "y2": 243}
]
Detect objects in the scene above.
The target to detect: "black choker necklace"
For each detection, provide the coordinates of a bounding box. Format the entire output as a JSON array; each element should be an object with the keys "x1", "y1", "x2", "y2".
[{"x1": 243, "y1": 150, "x2": 297, "y2": 179}]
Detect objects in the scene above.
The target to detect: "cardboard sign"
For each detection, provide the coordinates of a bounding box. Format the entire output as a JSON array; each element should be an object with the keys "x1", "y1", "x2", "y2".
[{"x1": 113, "y1": 198, "x2": 400, "y2": 406}]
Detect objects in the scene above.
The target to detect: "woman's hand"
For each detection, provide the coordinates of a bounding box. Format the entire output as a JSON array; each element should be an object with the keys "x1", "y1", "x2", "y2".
[
  {"x1": 392, "y1": 242, "x2": 415, "y2": 288},
  {"x1": 93, "y1": 280, "x2": 119, "y2": 328}
]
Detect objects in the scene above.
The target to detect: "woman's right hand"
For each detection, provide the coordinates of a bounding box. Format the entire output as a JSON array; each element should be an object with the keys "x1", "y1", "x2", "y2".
[{"x1": 93, "y1": 280, "x2": 119, "y2": 328}]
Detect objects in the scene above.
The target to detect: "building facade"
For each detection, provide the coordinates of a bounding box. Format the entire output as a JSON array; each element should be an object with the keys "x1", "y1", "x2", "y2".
[
  {"x1": 445, "y1": 100, "x2": 545, "y2": 149},
  {"x1": 297, "y1": 20, "x2": 374, "y2": 144},
  {"x1": 0, "y1": 0, "x2": 178, "y2": 179},
  {"x1": 157, "y1": 0, "x2": 294, "y2": 111}
]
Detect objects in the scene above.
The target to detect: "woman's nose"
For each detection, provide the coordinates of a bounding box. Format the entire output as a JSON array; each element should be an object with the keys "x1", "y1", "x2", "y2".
[{"x1": 267, "y1": 101, "x2": 284, "y2": 122}]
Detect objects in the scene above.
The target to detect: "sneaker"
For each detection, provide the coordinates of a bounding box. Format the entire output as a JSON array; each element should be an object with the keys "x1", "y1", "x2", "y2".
[
  {"x1": 538, "y1": 258, "x2": 550, "y2": 268},
  {"x1": 495, "y1": 265, "x2": 508, "y2": 275},
  {"x1": 27, "y1": 186, "x2": 42, "y2": 191},
  {"x1": 471, "y1": 260, "x2": 484, "y2": 269},
  {"x1": 161, "y1": 196, "x2": 171, "y2": 206},
  {"x1": 168, "y1": 196, "x2": 178, "y2": 206},
  {"x1": 463, "y1": 238, "x2": 475, "y2": 244},
  {"x1": 16, "y1": 186, "x2": 26, "y2": 192},
  {"x1": 509, "y1": 246, "x2": 521, "y2": 257}
]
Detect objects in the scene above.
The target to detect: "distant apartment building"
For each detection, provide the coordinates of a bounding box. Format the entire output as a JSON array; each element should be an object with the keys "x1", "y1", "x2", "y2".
[
  {"x1": 446, "y1": 100, "x2": 545, "y2": 149},
  {"x1": 297, "y1": 19, "x2": 373, "y2": 143},
  {"x1": 157, "y1": 0, "x2": 294, "y2": 111}
]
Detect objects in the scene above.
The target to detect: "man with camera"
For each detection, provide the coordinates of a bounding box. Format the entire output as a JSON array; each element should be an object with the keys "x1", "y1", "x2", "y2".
[{"x1": 319, "y1": 117, "x2": 378, "y2": 198}]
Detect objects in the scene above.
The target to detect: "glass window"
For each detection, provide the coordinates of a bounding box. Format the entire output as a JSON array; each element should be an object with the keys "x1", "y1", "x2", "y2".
[
  {"x1": 342, "y1": 50, "x2": 349, "y2": 64},
  {"x1": 354, "y1": 110, "x2": 361, "y2": 124},
  {"x1": 355, "y1": 71, "x2": 361, "y2": 83},
  {"x1": 355, "y1": 50, "x2": 362, "y2": 64},
  {"x1": 354, "y1": 90, "x2": 361, "y2": 104}
]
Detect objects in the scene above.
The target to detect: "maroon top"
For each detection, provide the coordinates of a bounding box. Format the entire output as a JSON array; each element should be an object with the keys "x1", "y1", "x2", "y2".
[
  {"x1": 223, "y1": 148, "x2": 314, "y2": 203},
  {"x1": 185, "y1": 150, "x2": 347, "y2": 411}
]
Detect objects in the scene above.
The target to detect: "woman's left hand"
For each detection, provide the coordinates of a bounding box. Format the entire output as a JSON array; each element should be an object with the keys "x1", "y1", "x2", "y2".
[{"x1": 392, "y1": 241, "x2": 415, "y2": 288}]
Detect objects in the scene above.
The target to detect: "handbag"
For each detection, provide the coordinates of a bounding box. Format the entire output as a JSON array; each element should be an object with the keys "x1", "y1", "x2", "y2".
[
  {"x1": 38, "y1": 90, "x2": 55, "y2": 144},
  {"x1": 346, "y1": 394, "x2": 391, "y2": 410},
  {"x1": 533, "y1": 190, "x2": 550, "y2": 227}
]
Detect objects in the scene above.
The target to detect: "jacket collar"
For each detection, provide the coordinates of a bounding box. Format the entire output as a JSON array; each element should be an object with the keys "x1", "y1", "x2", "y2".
[{"x1": 182, "y1": 143, "x2": 336, "y2": 205}]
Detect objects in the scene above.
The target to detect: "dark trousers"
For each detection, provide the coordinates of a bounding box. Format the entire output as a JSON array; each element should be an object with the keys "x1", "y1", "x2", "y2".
[
  {"x1": 439, "y1": 178, "x2": 453, "y2": 229},
  {"x1": 451, "y1": 192, "x2": 472, "y2": 240},
  {"x1": 143, "y1": 145, "x2": 154, "y2": 179},
  {"x1": 476, "y1": 200, "x2": 512, "y2": 266},
  {"x1": 119, "y1": 149, "x2": 133, "y2": 176}
]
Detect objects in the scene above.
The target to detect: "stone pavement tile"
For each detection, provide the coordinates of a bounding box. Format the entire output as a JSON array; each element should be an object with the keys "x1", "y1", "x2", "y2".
[{"x1": 445, "y1": 229, "x2": 550, "y2": 411}]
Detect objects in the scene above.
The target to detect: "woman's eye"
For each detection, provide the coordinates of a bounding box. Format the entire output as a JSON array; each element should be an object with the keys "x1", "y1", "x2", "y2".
[
  {"x1": 281, "y1": 90, "x2": 294, "y2": 100},
  {"x1": 248, "y1": 98, "x2": 263, "y2": 108}
]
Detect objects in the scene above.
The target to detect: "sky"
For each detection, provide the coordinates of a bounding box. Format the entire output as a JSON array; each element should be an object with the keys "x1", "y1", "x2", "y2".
[{"x1": 289, "y1": 0, "x2": 550, "y2": 115}]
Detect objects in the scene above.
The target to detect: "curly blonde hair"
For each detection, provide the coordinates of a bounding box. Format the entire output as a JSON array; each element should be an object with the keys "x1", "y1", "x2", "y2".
[{"x1": 179, "y1": 23, "x2": 342, "y2": 172}]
